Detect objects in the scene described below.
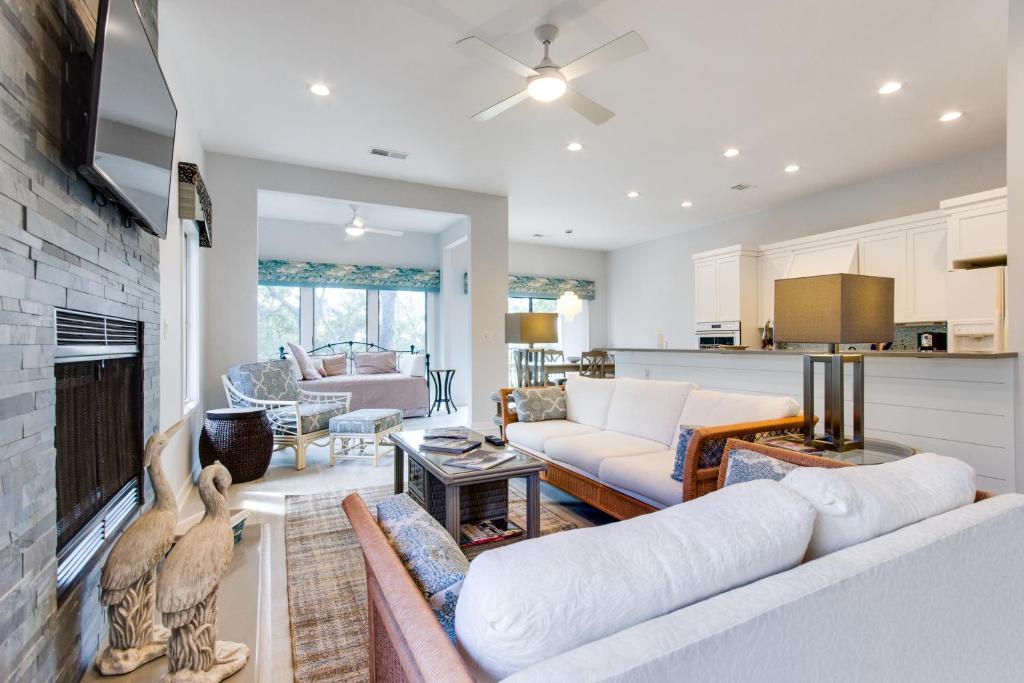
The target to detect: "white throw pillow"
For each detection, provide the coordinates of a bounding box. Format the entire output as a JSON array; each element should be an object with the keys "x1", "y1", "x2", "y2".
[
  {"x1": 287, "y1": 342, "x2": 321, "y2": 380},
  {"x1": 781, "y1": 453, "x2": 976, "y2": 560},
  {"x1": 398, "y1": 354, "x2": 426, "y2": 376},
  {"x1": 455, "y1": 480, "x2": 816, "y2": 681},
  {"x1": 603, "y1": 378, "x2": 696, "y2": 446},
  {"x1": 673, "y1": 389, "x2": 801, "y2": 452},
  {"x1": 564, "y1": 375, "x2": 617, "y2": 429}
]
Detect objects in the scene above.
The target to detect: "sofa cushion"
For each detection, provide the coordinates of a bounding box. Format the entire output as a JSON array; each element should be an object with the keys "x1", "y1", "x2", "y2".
[
  {"x1": 598, "y1": 450, "x2": 682, "y2": 508},
  {"x1": 354, "y1": 351, "x2": 397, "y2": 374},
  {"x1": 564, "y1": 375, "x2": 617, "y2": 429},
  {"x1": 677, "y1": 389, "x2": 800, "y2": 434},
  {"x1": 505, "y1": 420, "x2": 599, "y2": 454},
  {"x1": 270, "y1": 402, "x2": 348, "y2": 434},
  {"x1": 545, "y1": 431, "x2": 665, "y2": 477},
  {"x1": 376, "y1": 493, "x2": 468, "y2": 641},
  {"x1": 512, "y1": 386, "x2": 567, "y2": 422},
  {"x1": 320, "y1": 353, "x2": 348, "y2": 376},
  {"x1": 228, "y1": 359, "x2": 300, "y2": 402},
  {"x1": 604, "y1": 378, "x2": 696, "y2": 446},
  {"x1": 781, "y1": 453, "x2": 976, "y2": 560},
  {"x1": 454, "y1": 480, "x2": 817, "y2": 680},
  {"x1": 288, "y1": 342, "x2": 322, "y2": 380},
  {"x1": 723, "y1": 448, "x2": 799, "y2": 487},
  {"x1": 670, "y1": 425, "x2": 733, "y2": 481},
  {"x1": 398, "y1": 353, "x2": 426, "y2": 376}
]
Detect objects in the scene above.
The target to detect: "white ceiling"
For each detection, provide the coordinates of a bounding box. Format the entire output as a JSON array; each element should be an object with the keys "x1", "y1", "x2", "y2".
[
  {"x1": 257, "y1": 190, "x2": 465, "y2": 233},
  {"x1": 161, "y1": 0, "x2": 1007, "y2": 250}
]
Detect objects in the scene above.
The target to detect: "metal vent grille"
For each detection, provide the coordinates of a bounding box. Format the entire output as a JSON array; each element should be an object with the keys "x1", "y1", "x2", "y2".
[
  {"x1": 57, "y1": 481, "x2": 139, "y2": 595},
  {"x1": 55, "y1": 309, "x2": 139, "y2": 361},
  {"x1": 369, "y1": 146, "x2": 410, "y2": 160},
  {"x1": 730, "y1": 183, "x2": 756, "y2": 191}
]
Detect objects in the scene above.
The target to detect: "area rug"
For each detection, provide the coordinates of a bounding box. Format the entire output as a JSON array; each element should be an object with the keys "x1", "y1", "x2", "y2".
[{"x1": 284, "y1": 485, "x2": 579, "y2": 682}]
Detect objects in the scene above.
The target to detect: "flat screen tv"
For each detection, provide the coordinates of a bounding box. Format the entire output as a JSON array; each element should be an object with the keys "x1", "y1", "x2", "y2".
[{"x1": 79, "y1": 0, "x2": 177, "y2": 238}]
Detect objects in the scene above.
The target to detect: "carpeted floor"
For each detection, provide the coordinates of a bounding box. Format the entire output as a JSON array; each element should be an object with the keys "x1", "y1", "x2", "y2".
[{"x1": 284, "y1": 485, "x2": 583, "y2": 682}]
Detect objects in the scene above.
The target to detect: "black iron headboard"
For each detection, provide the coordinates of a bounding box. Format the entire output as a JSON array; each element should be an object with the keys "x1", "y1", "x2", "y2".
[{"x1": 278, "y1": 341, "x2": 430, "y2": 378}]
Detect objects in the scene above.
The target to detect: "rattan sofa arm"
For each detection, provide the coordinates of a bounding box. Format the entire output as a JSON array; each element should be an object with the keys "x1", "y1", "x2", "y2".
[
  {"x1": 498, "y1": 387, "x2": 518, "y2": 430},
  {"x1": 341, "y1": 493, "x2": 474, "y2": 683}
]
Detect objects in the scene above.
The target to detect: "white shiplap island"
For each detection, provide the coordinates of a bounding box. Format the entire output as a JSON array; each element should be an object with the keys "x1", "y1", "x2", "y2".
[{"x1": 608, "y1": 348, "x2": 1019, "y2": 493}]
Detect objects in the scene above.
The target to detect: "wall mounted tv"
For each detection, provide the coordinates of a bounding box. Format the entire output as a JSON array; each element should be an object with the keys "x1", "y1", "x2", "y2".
[{"x1": 78, "y1": 0, "x2": 177, "y2": 239}]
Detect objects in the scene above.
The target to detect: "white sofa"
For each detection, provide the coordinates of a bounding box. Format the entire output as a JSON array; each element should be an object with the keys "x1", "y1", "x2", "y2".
[{"x1": 502, "y1": 376, "x2": 803, "y2": 515}]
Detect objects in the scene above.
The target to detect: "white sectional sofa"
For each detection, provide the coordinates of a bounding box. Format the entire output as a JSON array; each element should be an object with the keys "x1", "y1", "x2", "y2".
[{"x1": 500, "y1": 376, "x2": 805, "y2": 517}]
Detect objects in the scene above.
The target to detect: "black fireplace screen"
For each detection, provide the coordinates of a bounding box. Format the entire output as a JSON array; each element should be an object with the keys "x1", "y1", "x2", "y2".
[{"x1": 55, "y1": 357, "x2": 143, "y2": 550}]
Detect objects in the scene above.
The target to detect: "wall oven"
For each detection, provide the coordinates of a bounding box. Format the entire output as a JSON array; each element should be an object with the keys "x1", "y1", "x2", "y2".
[{"x1": 695, "y1": 321, "x2": 741, "y2": 349}]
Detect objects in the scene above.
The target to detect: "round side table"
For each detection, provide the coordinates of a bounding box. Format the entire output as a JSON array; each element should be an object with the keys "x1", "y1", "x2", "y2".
[
  {"x1": 428, "y1": 368, "x2": 457, "y2": 416},
  {"x1": 199, "y1": 408, "x2": 274, "y2": 483}
]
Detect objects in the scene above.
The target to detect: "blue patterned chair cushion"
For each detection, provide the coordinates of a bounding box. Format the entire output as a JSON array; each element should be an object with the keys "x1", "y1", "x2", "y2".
[
  {"x1": 329, "y1": 409, "x2": 403, "y2": 435},
  {"x1": 270, "y1": 403, "x2": 347, "y2": 433},
  {"x1": 228, "y1": 360, "x2": 300, "y2": 402},
  {"x1": 376, "y1": 494, "x2": 469, "y2": 641},
  {"x1": 670, "y1": 426, "x2": 729, "y2": 481},
  {"x1": 512, "y1": 386, "x2": 566, "y2": 422},
  {"x1": 723, "y1": 449, "x2": 799, "y2": 487}
]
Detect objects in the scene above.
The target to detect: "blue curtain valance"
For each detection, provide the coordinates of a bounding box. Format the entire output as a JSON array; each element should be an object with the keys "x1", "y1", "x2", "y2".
[
  {"x1": 508, "y1": 274, "x2": 596, "y2": 300},
  {"x1": 258, "y1": 260, "x2": 440, "y2": 292}
]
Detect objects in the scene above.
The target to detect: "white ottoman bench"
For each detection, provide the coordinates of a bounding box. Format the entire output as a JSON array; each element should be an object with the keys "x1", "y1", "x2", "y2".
[{"x1": 328, "y1": 409, "x2": 404, "y2": 466}]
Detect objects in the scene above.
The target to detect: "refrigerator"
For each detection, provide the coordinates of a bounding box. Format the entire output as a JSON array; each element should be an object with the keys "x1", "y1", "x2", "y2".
[{"x1": 946, "y1": 266, "x2": 1007, "y2": 353}]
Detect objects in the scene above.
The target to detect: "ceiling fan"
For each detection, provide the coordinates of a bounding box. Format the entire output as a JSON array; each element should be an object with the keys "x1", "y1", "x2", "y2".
[
  {"x1": 456, "y1": 24, "x2": 647, "y2": 125},
  {"x1": 343, "y1": 205, "x2": 404, "y2": 240}
]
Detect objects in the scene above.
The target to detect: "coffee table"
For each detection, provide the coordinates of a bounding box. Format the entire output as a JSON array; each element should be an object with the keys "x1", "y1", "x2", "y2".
[
  {"x1": 762, "y1": 435, "x2": 920, "y2": 465},
  {"x1": 391, "y1": 430, "x2": 546, "y2": 541}
]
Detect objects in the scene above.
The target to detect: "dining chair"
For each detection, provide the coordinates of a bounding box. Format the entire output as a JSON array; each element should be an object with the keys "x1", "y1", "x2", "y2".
[{"x1": 580, "y1": 351, "x2": 609, "y2": 378}]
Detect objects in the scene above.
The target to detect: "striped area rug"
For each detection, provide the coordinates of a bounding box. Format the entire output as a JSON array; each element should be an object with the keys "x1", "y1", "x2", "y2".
[{"x1": 284, "y1": 485, "x2": 580, "y2": 682}]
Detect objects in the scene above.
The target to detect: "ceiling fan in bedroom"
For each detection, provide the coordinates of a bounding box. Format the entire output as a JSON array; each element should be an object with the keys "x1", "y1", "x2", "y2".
[
  {"x1": 455, "y1": 24, "x2": 647, "y2": 125},
  {"x1": 343, "y1": 205, "x2": 404, "y2": 240}
]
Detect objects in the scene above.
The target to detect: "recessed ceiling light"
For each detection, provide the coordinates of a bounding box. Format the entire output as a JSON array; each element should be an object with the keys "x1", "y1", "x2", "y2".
[
  {"x1": 784, "y1": 164, "x2": 800, "y2": 173},
  {"x1": 566, "y1": 142, "x2": 583, "y2": 152},
  {"x1": 723, "y1": 148, "x2": 740, "y2": 158},
  {"x1": 939, "y1": 111, "x2": 963, "y2": 122},
  {"x1": 626, "y1": 191, "x2": 640, "y2": 198},
  {"x1": 309, "y1": 83, "x2": 330, "y2": 96},
  {"x1": 878, "y1": 81, "x2": 902, "y2": 95},
  {"x1": 680, "y1": 200, "x2": 694, "y2": 208}
]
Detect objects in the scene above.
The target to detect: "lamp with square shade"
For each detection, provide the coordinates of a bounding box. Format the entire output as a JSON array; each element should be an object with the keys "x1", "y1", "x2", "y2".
[{"x1": 505, "y1": 312, "x2": 559, "y2": 387}]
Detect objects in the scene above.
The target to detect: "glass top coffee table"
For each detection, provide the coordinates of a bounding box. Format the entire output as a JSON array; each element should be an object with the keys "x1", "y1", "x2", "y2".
[
  {"x1": 762, "y1": 435, "x2": 920, "y2": 465},
  {"x1": 391, "y1": 430, "x2": 547, "y2": 541}
]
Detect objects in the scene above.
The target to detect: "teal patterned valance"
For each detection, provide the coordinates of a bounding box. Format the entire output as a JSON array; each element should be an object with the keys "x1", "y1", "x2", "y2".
[
  {"x1": 508, "y1": 274, "x2": 596, "y2": 300},
  {"x1": 258, "y1": 260, "x2": 440, "y2": 292}
]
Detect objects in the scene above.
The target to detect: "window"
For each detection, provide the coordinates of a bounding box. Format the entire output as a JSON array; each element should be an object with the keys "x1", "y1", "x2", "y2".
[
  {"x1": 313, "y1": 287, "x2": 367, "y2": 348},
  {"x1": 506, "y1": 295, "x2": 590, "y2": 372},
  {"x1": 182, "y1": 222, "x2": 199, "y2": 408},
  {"x1": 378, "y1": 290, "x2": 426, "y2": 352},
  {"x1": 257, "y1": 285, "x2": 301, "y2": 359}
]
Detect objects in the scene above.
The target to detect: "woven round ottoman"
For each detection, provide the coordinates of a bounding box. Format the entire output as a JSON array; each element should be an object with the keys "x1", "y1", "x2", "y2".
[{"x1": 199, "y1": 408, "x2": 274, "y2": 483}]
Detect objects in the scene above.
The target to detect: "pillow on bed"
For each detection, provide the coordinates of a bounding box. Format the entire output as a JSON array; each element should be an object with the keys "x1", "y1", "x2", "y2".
[
  {"x1": 320, "y1": 354, "x2": 347, "y2": 376},
  {"x1": 355, "y1": 351, "x2": 397, "y2": 374},
  {"x1": 288, "y1": 342, "x2": 321, "y2": 380}
]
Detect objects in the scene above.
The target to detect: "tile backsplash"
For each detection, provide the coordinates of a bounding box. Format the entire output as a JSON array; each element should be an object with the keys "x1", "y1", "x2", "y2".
[{"x1": 775, "y1": 322, "x2": 947, "y2": 352}]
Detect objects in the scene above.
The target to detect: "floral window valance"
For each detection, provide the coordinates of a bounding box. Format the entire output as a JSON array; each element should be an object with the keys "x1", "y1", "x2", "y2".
[
  {"x1": 258, "y1": 260, "x2": 440, "y2": 292},
  {"x1": 508, "y1": 274, "x2": 595, "y2": 300}
]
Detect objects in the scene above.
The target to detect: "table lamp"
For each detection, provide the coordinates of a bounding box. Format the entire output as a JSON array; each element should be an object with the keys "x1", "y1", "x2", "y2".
[
  {"x1": 774, "y1": 274, "x2": 894, "y2": 451},
  {"x1": 505, "y1": 312, "x2": 559, "y2": 387}
]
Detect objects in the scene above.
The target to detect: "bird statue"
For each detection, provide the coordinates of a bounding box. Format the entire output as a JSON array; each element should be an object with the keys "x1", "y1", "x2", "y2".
[
  {"x1": 95, "y1": 419, "x2": 187, "y2": 675},
  {"x1": 157, "y1": 462, "x2": 249, "y2": 682}
]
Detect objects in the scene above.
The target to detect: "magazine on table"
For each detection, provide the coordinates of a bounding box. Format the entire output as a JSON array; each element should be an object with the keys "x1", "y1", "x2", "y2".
[
  {"x1": 423, "y1": 427, "x2": 471, "y2": 440},
  {"x1": 441, "y1": 451, "x2": 515, "y2": 470},
  {"x1": 460, "y1": 518, "x2": 524, "y2": 546},
  {"x1": 419, "y1": 438, "x2": 482, "y2": 454}
]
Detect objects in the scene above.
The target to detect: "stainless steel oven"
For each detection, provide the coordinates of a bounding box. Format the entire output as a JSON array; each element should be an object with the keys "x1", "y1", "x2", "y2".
[{"x1": 695, "y1": 321, "x2": 741, "y2": 349}]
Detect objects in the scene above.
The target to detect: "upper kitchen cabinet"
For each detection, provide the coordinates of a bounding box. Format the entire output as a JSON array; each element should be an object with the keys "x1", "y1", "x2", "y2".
[
  {"x1": 692, "y1": 246, "x2": 759, "y2": 344},
  {"x1": 941, "y1": 187, "x2": 1007, "y2": 269},
  {"x1": 906, "y1": 221, "x2": 948, "y2": 322},
  {"x1": 859, "y1": 230, "x2": 907, "y2": 320}
]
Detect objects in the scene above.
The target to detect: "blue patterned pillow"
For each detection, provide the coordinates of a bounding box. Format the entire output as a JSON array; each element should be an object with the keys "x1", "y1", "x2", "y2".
[
  {"x1": 723, "y1": 449, "x2": 798, "y2": 487},
  {"x1": 671, "y1": 426, "x2": 729, "y2": 481},
  {"x1": 376, "y1": 494, "x2": 469, "y2": 641}
]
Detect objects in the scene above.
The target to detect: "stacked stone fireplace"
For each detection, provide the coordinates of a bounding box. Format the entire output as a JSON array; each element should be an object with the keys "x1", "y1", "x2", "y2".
[{"x1": 0, "y1": 1, "x2": 160, "y2": 682}]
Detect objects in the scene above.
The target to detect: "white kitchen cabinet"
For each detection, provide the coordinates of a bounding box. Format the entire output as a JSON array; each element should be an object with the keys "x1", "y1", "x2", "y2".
[
  {"x1": 757, "y1": 252, "x2": 792, "y2": 325},
  {"x1": 692, "y1": 246, "x2": 759, "y2": 345},
  {"x1": 907, "y1": 223, "x2": 948, "y2": 322},
  {"x1": 694, "y1": 259, "x2": 718, "y2": 323},
  {"x1": 859, "y1": 231, "x2": 908, "y2": 322},
  {"x1": 941, "y1": 188, "x2": 1007, "y2": 269},
  {"x1": 716, "y1": 256, "x2": 742, "y2": 321}
]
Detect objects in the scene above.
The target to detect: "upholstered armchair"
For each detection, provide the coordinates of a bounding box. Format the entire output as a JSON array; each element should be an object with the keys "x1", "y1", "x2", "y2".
[{"x1": 222, "y1": 359, "x2": 351, "y2": 470}]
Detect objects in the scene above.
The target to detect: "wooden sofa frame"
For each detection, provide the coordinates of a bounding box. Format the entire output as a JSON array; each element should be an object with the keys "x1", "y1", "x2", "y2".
[{"x1": 498, "y1": 386, "x2": 807, "y2": 518}]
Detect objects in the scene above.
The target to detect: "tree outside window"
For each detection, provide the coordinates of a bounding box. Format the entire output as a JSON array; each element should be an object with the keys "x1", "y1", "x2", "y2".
[
  {"x1": 257, "y1": 285, "x2": 300, "y2": 359},
  {"x1": 313, "y1": 287, "x2": 367, "y2": 347},
  {"x1": 379, "y1": 290, "x2": 426, "y2": 352}
]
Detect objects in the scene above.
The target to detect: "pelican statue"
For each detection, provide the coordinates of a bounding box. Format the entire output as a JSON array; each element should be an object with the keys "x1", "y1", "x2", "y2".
[
  {"x1": 95, "y1": 419, "x2": 187, "y2": 675},
  {"x1": 157, "y1": 462, "x2": 249, "y2": 682}
]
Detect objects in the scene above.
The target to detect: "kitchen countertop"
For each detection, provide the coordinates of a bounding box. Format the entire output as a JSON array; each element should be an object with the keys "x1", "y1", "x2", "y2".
[{"x1": 606, "y1": 348, "x2": 1018, "y2": 359}]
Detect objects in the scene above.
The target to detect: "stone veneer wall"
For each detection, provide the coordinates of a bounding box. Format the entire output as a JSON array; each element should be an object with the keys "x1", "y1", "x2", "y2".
[{"x1": 0, "y1": 1, "x2": 160, "y2": 682}]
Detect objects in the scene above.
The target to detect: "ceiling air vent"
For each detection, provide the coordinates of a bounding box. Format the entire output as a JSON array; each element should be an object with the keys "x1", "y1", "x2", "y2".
[
  {"x1": 730, "y1": 183, "x2": 756, "y2": 191},
  {"x1": 369, "y1": 147, "x2": 410, "y2": 160}
]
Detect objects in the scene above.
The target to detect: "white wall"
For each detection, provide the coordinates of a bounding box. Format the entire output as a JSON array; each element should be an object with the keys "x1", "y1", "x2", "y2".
[
  {"x1": 202, "y1": 154, "x2": 508, "y2": 429},
  {"x1": 440, "y1": 220, "x2": 470, "y2": 404},
  {"x1": 1008, "y1": 2, "x2": 1023, "y2": 493},
  {"x1": 507, "y1": 242, "x2": 608, "y2": 349},
  {"x1": 607, "y1": 144, "x2": 1008, "y2": 349},
  {"x1": 258, "y1": 217, "x2": 442, "y2": 268}
]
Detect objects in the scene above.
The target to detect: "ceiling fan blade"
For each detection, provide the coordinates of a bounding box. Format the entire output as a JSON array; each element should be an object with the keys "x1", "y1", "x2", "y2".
[
  {"x1": 471, "y1": 89, "x2": 530, "y2": 121},
  {"x1": 455, "y1": 36, "x2": 538, "y2": 78},
  {"x1": 559, "y1": 31, "x2": 647, "y2": 81},
  {"x1": 562, "y1": 88, "x2": 615, "y2": 125},
  {"x1": 364, "y1": 228, "x2": 405, "y2": 238}
]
